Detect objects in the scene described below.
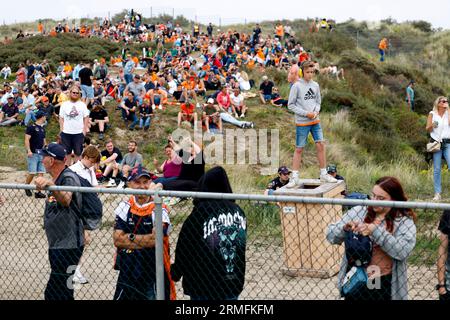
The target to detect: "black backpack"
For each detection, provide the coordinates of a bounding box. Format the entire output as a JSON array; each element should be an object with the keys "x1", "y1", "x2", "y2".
[
  {"x1": 99, "y1": 66, "x2": 107, "y2": 79},
  {"x1": 344, "y1": 231, "x2": 373, "y2": 267},
  {"x1": 67, "y1": 169, "x2": 103, "y2": 230}
]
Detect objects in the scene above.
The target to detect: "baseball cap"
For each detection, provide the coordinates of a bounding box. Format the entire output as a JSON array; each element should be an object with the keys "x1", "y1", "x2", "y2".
[
  {"x1": 41, "y1": 96, "x2": 49, "y2": 102},
  {"x1": 327, "y1": 164, "x2": 337, "y2": 173},
  {"x1": 12, "y1": 88, "x2": 18, "y2": 94},
  {"x1": 127, "y1": 165, "x2": 152, "y2": 182},
  {"x1": 37, "y1": 143, "x2": 67, "y2": 161},
  {"x1": 262, "y1": 75, "x2": 268, "y2": 81},
  {"x1": 6, "y1": 94, "x2": 14, "y2": 99},
  {"x1": 35, "y1": 110, "x2": 46, "y2": 119},
  {"x1": 207, "y1": 98, "x2": 214, "y2": 104},
  {"x1": 278, "y1": 166, "x2": 292, "y2": 175}
]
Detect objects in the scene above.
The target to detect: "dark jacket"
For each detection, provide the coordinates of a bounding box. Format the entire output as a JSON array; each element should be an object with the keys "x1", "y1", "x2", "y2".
[{"x1": 171, "y1": 167, "x2": 247, "y2": 299}]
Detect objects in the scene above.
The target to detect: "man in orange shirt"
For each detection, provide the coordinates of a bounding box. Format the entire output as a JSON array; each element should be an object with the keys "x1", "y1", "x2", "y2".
[
  {"x1": 38, "y1": 22, "x2": 44, "y2": 34},
  {"x1": 178, "y1": 98, "x2": 198, "y2": 130},
  {"x1": 378, "y1": 38, "x2": 388, "y2": 62}
]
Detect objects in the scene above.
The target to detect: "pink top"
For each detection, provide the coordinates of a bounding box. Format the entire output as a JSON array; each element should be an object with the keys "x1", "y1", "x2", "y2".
[
  {"x1": 217, "y1": 92, "x2": 231, "y2": 108},
  {"x1": 163, "y1": 160, "x2": 182, "y2": 178}
]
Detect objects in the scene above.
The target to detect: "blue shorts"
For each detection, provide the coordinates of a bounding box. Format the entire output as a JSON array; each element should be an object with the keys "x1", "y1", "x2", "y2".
[
  {"x1": 264, "y1": 94, "x2": 272, "y2": 102},
  {"x1": 296, "y1": 123, "x2": 324, "y2": 148},
  {"x1": 27, "y1": 153, "x2": 45, "y2": 174},
  {"x1": 81, "y1": 85, "x2": 94, "y2": 99}
]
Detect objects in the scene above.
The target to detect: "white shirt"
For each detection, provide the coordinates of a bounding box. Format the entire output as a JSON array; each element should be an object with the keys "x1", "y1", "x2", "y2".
[
  {"x1": 70, "y1": 161, "x2": 99, "y2": 187},
  {"x1": 60, "y1": 100, "x2": 89, "y2": 134},
  {"x1": 230, "y1": 93, "x2": 244, "y2": 106},
  {"x1": 430, "y1": 110, "x2": 450, "y2": 141},
  {"x1": 168, "y1": 80, "x2": 178, "y2": 95}
]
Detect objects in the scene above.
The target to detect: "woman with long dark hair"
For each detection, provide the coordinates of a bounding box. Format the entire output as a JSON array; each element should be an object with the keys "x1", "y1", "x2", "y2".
[{"x1": 327, "y1": 176, "x2": 417, "y2": 300}]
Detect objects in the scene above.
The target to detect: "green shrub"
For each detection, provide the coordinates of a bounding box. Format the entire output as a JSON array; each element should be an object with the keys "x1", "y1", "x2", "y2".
[
  {"x1": 339, "y1": 50, "x2": 382, "y2": 80},
  {"x1": 322, "y1": 89, "x2": 358, "y2": 111}
]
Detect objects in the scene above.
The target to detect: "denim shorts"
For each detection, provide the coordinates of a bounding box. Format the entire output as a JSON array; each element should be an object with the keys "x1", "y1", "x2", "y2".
[
  {"x1": 296, "y1": 123, "x2": 324, "y2": 148},
  {"x1": 264, "y1": 94, "x2": 272, "y2": 102},
  {"x1": 27, "y1": 153, "x2": 45, "y2": 174},
  {"x1": 81, "y1": 85, "x2": 94, "y2": 99}
]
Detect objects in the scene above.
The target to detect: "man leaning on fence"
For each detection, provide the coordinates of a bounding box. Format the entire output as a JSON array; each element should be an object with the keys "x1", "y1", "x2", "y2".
[{"x1": 35, "y1": 143, "x2": 84, "y2": 301}]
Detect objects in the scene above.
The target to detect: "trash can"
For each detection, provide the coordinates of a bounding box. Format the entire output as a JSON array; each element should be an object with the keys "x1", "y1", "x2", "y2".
[{"x1": 274, "y1": 179, "x2": 346, "y2": 279}]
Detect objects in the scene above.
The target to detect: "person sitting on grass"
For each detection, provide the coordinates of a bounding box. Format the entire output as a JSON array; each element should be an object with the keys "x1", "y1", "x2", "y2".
[
  {"x1": 119, "y1": 91, "x2": 139, "y2": 131},
  {"x1": 202, "y1": 98, "x2": 222, "y2": 133},
  {"x1": 89, "y1": 102, "x2": 109, "y2": 140},
  {"x1": 270, "y1": 87, "x2": 289, "y2": 108},
  {"x1": 139, "y1": 98, "x2": 153, "y2": 131},
  {"x1": 153, "y1": 142, "x2": 183, "y2": 185},
  {"x1": 177, "y1": 98, "x2": 198, "y2": 130},
  {"x1": 230, "y1": 87, "x2": 247, "y2": 118}
]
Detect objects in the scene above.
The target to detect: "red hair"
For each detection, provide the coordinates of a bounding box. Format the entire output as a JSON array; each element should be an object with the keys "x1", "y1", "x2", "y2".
[{"x1": 365, "y1": 176, "x2": 417, "y2": 233}]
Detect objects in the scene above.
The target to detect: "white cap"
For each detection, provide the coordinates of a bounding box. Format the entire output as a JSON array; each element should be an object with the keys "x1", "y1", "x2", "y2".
[
  {"x1": 262, "y1": 75, "x2": 268, "y2": 81},
  {"x1": 207, "y1": 98, "x2": 215, "y2": 104}
]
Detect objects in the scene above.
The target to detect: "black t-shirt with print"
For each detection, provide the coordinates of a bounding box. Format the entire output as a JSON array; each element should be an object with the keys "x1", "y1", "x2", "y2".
[
  {"x1": 266, "y1": 177, "x2": 290, "y2": 191},
  {"x1": 260, "y1": 81, "x2": 274, "y2": 95},
  {"x1": 25, "y1": 123, "x2": 46, "y2": 153}
]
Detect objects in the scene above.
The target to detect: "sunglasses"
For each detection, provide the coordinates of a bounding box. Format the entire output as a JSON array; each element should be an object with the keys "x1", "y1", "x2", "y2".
[
  {"x1": 71, "y1": 91, "x2": 80, "y2": 94},
  {"x1": 440, "y1": 100, "x2": 448, "y2": 103}
]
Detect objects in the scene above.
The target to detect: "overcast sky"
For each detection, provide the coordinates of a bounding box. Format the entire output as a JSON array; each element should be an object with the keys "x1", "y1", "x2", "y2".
[{"x1": 0, "y1": 0, "x2": 448, "y2": 30}]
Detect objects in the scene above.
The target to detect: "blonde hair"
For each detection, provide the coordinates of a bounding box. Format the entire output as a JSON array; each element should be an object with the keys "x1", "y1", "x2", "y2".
[{"x1": 433, "y1": 96, "x2": 448, "y2": 113}]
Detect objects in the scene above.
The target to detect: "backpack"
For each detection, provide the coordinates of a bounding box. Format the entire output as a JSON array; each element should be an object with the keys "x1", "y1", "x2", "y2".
[
  {"x1": 99, "y1": 66, "x2": 107, "y2": 79},
  {"x1": 67, "y1": 169, "x2": 103, "y2": 230},
  {"x1": 344, "y1": 231, "x2": 373, "y2": 267}
]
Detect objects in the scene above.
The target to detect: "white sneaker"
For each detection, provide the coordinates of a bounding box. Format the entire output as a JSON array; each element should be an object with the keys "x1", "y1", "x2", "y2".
[
  {"x1": 320, "y1": 173, "x2": 338, "y2": 183},
  {"x1": 158, "y1": 105, "x2": 162, "y2": 110},
  {"x1": 433, "y1": 193, "x2": 441, "y2": 201},
  {"x1": 285, "y1": 177, "x2": 301, "y2": 189},
  {"x1": 196, "y1": 103, "x2": 201, "y2": 109},
  {"x1": 106, "y1": 179, "x2": 117, "y2": 187},
  {"x1": 117, "y1": 181, "x2": 125, "y2": 189},
  {"x1": 152, "y1": 104, "x2": 156, "y2": 110},
  {"x1": 240, "y1": 114, "x2": 245, "y2": 118},
  {"x1": 73, "y1": 270, "x2": 88, "y2": 285}
]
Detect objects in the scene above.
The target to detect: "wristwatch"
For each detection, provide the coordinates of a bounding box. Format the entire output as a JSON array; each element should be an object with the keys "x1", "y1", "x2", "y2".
[
  {"x1": 128, "y1": 233, "x2": 136, "y2": 242},
  {"x1": 436, "y1": 284, "x2": 446, "y2": 290}
]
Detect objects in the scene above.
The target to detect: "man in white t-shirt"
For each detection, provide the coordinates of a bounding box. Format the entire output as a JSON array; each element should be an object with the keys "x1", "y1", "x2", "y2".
[
  {"x1": 59, "y1": 86, "x2": 90, "y2": 166},
  {"x1": 69, "y1": 145, "x2": 101, "y2": 285}
]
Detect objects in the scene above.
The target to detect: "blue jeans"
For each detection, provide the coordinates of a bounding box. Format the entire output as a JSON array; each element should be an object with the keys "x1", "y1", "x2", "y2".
[
  {"x1": 139, "y1": 117, "x2": 151, "y2": 128},
  {"x1": 433, "y1": 142, "x2": 450, "y2": 194},
  {"x1": 24, "y1": 111, "x2": 36, "y2": 125},
  {"x1": 124, "y1": 74, "x2": 133, "y2": 85},
  {"x1": 295, "y1": 123, "x2": 324, "y2": 148},
  {"x1": 379, "y1": 49, "x2": 385, "y2": 62},
  {"x1": 121, "y1": 109, "x2": 138, "y2": 129},
  {"x1": 153, "y1": 176, "x2": 178, "y2": 184},
  {"x1": 27, "y1": 153, "x2": 45, "y2": 174},
  {"x1": 81, "y1": 85, "x2": 94, "y2": 99}
]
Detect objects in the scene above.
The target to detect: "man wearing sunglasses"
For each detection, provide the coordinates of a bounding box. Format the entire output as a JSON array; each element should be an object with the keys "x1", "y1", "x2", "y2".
[{"x1": 59, "y1": 86, "x2": 90, "y2": 166}]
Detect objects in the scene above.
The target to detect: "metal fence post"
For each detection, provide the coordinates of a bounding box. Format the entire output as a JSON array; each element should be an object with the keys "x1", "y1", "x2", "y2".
[{"x1": 153, "y1": 192, "x2": 165, "y2": 300}]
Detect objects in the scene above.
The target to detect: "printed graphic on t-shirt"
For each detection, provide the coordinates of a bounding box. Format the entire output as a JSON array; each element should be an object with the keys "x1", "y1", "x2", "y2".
[
  {"x1": 67, "y1": 106, "x2": 80, "y2": 119},
  {"x1": 304, "y1": 88, "x2": 316, "y2": 101}
]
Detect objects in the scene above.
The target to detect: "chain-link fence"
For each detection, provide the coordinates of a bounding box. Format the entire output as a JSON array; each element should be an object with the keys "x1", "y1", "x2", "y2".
[{"x1": 0, "y1": 184, "x2": 448, "y2": 300}]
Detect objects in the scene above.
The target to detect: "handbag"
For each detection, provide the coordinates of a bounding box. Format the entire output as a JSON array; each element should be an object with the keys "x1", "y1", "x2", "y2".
[
  {"x1": 341, "y1": 266, "x2": 368, "y2": 297},
  {"x1": 427, "y1": 140, "x2": 441, "y2": 153}
]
